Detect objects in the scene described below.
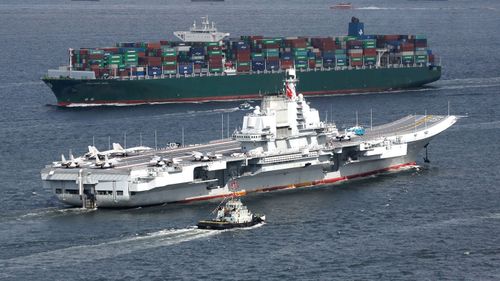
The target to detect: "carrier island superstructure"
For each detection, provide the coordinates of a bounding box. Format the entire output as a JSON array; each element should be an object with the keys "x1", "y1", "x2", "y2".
[{"x1": 41, "y1": 68, "x2": 457, "y2": 208}]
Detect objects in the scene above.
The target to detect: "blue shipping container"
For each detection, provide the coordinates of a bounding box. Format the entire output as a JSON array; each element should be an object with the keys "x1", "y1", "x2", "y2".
[
  {"x1": 252, "y1": 61, "x2": 265, "y2": 67},
  {"x1": 178, "y1": 64, "x2": 194, "y2": 74},
  {"x1": 323, "y1": 51, "x2": 335, "y2": 59},
  {"x1": 147, "y1": 66, "x2": 162, "y2": 76},
  {"x1": 252, "y1": 65, "x2": 265, "y2": 71}
]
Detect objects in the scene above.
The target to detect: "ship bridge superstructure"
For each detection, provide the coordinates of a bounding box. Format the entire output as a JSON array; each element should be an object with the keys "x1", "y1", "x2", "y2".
[
  {"x1": 233, "y1": 68, "x2": 334, "y2": 155},
  {"x1": 173, "y1": 16, "x2": 229, "y2": 42}
]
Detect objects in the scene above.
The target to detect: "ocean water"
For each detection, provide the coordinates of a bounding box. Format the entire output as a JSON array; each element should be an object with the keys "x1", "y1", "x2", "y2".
[{"x1": 0, "y1": 0, "x2": 500, "y2": 279}]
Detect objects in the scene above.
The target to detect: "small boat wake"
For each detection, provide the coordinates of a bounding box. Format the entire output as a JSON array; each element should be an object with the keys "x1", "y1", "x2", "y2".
[
  {"x1": 0, "y1": 226, "x2": 217, "y2": 272},
  {"x1": 0, "y1": 223, "x2": 265, "y2": 274},
  {"x1": 0, "y1": 207, "x2": 97, "y2": 223}
]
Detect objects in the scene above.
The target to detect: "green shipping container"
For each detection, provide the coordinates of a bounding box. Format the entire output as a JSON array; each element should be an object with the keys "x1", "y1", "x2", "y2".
[
  {"x1": 163, "y1": 70, "x2": 177, "y2": 75},
  {"x1": 208, "y1": 50, "x2": 222, "y2": 56},
  {"x1": 209, "y1": 68, "x2": 223, "y2": 72},
  {"x1": 161, "y1": 47, "x2": 176, "y2": 52},
  {"x1": 238, "y1": 62, "x2": 250, "y2": 66},
  {"x1": 162, "y1": 52, "x2": 176, "y2": 57},
  {"x1": 295, "y1": 56, "x2": 307, "y2": 60},
  {"x1": 351, "y1": 57, "x2": 362, "y2": 62},
  {"x1": 265, "y1": 49, "x2": 279, "y2": 57},
  {"x1": 402, "y1": 55, "x2": 414, "y2": 60},
  {"x1": 415, "y1": 34, "x2": 427, "y2": 40},
  {"x1": 295, "y1": 64, "x2": 307, "y2": 69},
  {"x1": 89, "y1": 49, "x2": 104, "y2": 55},
  {"x1": 162, "y1": 61, "x2": 177, "y2": 66},
  {"x1": 344, "y1": 36, "x2": 357, "y2": 42},
  {"x1": 206, "y1": 42, "x2": 219, "y2": 47},
  {"x1": 364, "y1": 56, "x2": 376, "y2": 62},
  {"x1": 262, "y1": 39, "x2": 276, "y2": 44}
]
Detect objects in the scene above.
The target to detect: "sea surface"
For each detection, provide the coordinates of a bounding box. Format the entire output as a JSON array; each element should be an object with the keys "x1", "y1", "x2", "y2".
[{"x1": 0, "y1": 0, "x2": 499, "y2": 280}]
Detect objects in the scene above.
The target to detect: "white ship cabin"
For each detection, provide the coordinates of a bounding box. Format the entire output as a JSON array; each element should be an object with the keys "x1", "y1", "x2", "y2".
[
  {"x1": 234, "y1": 68, "x2": 324, "y2": 155},
  {"x1": 173, "y1": 17, "x2": 229, "y2": 43}
]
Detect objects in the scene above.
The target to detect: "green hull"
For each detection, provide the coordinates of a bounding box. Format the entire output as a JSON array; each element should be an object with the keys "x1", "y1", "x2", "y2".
[{"x1": 43, "y1": 66, "x2": 441, "y2": 106}]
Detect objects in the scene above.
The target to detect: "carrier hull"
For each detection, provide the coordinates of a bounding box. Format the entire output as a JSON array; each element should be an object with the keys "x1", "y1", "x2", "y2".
[{"x1": 42, "y1": 138, "x2": 430, "y2": 208}]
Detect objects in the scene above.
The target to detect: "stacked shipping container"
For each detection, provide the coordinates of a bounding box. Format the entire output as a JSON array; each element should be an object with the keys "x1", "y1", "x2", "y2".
[{"x1": 70, "y1": 20, "x2": 436, "y2": 79}]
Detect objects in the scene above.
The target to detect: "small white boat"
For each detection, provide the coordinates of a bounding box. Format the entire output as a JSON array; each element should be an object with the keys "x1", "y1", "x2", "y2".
[{"x1": 238, "y1": 102, "x2": 253, "y2": 110}]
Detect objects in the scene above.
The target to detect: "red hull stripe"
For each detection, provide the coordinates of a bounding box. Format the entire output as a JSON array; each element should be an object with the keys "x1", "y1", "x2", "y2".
[
  {"x1": 173, "y1": 162, "x2": 417, "y2": 204},
  {"x1": 57, "y1": 88, "x2": 393, "y2": 106}
]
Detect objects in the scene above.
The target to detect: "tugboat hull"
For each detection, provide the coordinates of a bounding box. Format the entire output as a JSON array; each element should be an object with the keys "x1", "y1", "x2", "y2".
[{"x1": 197, "y1": 216, "x2": 265, "y2": 230}]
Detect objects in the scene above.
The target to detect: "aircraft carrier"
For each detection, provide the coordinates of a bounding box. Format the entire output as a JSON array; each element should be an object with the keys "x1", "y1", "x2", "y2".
[{"x1": 41, "y1": 68, "x2": 458, "y2": 208}]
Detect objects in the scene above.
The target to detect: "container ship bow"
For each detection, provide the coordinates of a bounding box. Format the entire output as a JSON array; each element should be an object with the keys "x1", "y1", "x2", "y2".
[
  {"x1": 41, "y1": 68, "x2": 456, "y2": 208},
  {"x1": 43, "y1": 17, "x2": 441, "y2": 107}
]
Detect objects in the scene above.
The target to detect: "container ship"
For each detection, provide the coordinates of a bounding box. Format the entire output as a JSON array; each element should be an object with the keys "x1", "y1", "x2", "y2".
[
  {"x1": 41, "y1": 68, "x2": 457, "y2": 208},
  {"x1": 43, "y1": 17, "x2": 441, "y2": 107}
]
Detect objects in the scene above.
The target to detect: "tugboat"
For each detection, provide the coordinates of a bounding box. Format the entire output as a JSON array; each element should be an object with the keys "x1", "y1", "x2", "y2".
[{"x1": 197, "y1": 198, "x2": 265, "y2": 230}]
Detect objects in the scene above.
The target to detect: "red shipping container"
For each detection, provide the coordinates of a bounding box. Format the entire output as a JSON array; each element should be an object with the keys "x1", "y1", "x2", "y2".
[
  {"x1": 249, "y1": 35, "x2": 263, "y2": 41},
  {"x1": 163, "y1": 65, "x2": 177, "y2": 70},
  {"x1": 208, "y1": 46, "x2": 221, "y2": 51},
  {"x1": 89, "y1": 54, "x2": 104, "y2": 60},
  {"x1": 78, "y1": 49, "x2": 89, "y2": 55},
  {"x1": 102, "y1": 47, "x2": 119, "y2": 53},
  {"x1": 384, "y1": 35, "x2": 400, "y2": 41},
  {"x1": 162, "y1": 56, "x2": 177, "y2": 62},
  {"x1": 237, "y1": 66, "x2": 250, "y2": 72},
  {"x1": 347, "y1": 52, "x2": 363, "y2": 58},
  {"x1": 146, "y1": 42, "x2": 161, "y2": 50},
  {"x1": 350, "y1": 61, "x2": 363, "y2": 67},
  {"x1": 160, "y1": 40, "x2": 169, "y2": 46},
  {"x1": 400, "y1": 43, "x2": 414, "y2": 52},
  {"x1": 137, "y1": 52, "x2": 146, "y2": 58},
  {"x1": 291, "y1": 41, "x2": 307, "y2": 48},
  {"x1": 280, "y1": 60, "x2": 293, "y2": 70},
  {"x1": 119, "y1": 69, "x2": 130, "y2": 77},
  {"x1": 236, "y1": 53, "x2": 251, "y2": 61},
  {"x1": 145, "y1": 57, "x2": 162, "y2": 66},
  {"x1": 363, "y1": 48, "x2": 377, "y2": 56}
]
